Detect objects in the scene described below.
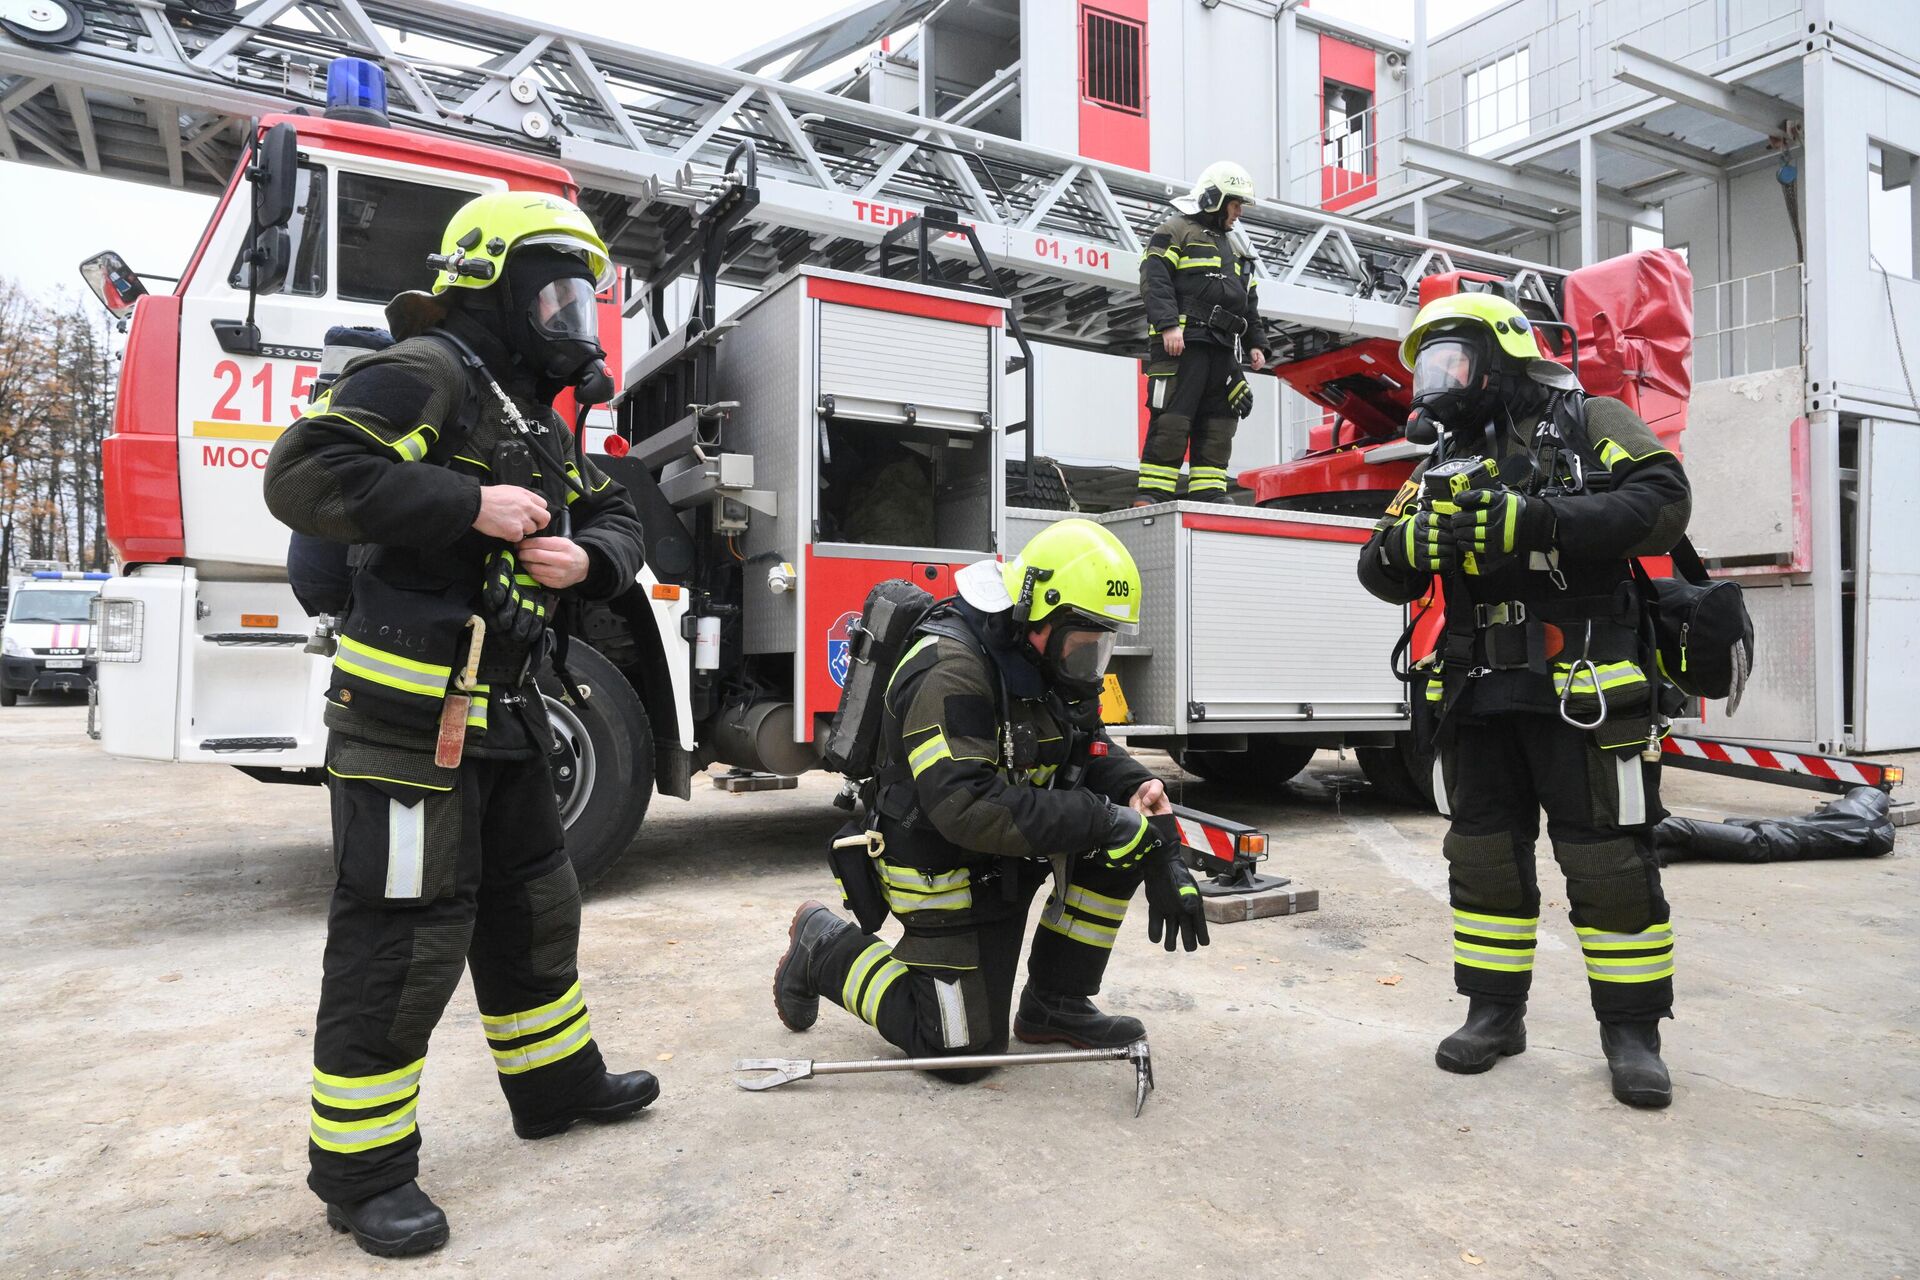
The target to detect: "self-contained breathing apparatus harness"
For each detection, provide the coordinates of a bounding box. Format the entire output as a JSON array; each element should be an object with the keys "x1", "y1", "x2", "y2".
[{"x1": 1396, "y1": 386, "x2": 1665, "y2": 747}]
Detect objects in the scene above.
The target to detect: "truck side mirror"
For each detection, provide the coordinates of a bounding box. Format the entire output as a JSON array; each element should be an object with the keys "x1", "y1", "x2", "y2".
[
  {"x1": 78, "y1": 250, "x2": 149, "y2": 319},
  {"x1": 252, "y1": 122, "x2": 301, "y2": 230},
  {"x1": 239, "y1": 225, "x2": 292, "y2": 295}
]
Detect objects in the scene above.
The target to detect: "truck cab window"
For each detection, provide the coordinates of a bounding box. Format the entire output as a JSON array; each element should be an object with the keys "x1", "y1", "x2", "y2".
[
  {"x1": 227, "y1": 163, "x2": 328, "y2": 296},
  {"x1": 335, "y1": 173, "x2": 476, "y2": 304}
]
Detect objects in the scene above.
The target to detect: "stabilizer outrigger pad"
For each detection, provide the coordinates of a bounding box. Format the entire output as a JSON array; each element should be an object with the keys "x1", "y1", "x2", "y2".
[{"x1": 735, "y1": 1039, "x2": 1156, "y2": 1116}]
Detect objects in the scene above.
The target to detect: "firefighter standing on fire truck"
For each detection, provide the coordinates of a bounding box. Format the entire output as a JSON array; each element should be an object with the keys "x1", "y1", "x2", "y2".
[
  {"x1": 1135, "y1": 160, "x2": 1272, "y2": 505},
  {"x1": 264, "y1": 192, "x2": 656, "y2": 1257},
  {"x1": 1357, "y1": 292, "x2": 1690, "y2": 1109}
]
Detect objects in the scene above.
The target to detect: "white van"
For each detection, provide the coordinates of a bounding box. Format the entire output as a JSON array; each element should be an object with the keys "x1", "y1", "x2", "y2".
[{"x1": 1, "y1": 572, "x2": 109, "y2": 706}]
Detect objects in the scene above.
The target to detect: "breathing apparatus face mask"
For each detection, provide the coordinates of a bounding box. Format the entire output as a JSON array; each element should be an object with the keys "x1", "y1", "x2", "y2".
[
  {"x1": 505, "y1": 247, "x2": 610, "y2": 399},
  {"x1": 1038, "y1": 620, "x2": 1119, "y2": 704},
  {"x1": 1407, "y1": 331, "x2": 1501, "y2": 443}
]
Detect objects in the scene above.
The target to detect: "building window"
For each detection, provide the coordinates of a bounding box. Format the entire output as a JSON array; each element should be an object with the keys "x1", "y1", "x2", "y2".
[
  {"x1": 1465, "y1": 47, "x2": 1531, "y2": 156},
  {"x1": 1322, "y1": 81, "x2": 1372, "y2": 175},
  {"x1": 1869, "y1": 141, "x2": 1917, "y2": 280},
  {"x1": 1082, "y1": 8, "x2": 1144, "y2": 115}
]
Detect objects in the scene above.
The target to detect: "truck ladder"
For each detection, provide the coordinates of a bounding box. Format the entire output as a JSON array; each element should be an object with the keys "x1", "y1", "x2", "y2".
[{"x1": 1, "y1": 0, "x2": 1563, "y2": 356}]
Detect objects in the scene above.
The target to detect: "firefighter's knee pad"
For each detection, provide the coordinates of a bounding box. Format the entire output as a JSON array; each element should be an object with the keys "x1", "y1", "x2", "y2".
[
  {"x1": 388, "y1": 918, "x2": 475, "y2": 1058},
  {"x1": 1555, "y1": 835, "x2": 1659, "y2": 932},
  {"x1": 524, "y1": 858, "x2": 583, "y2": 983},
  {"x1": 894, "y1": 931, "x2": 989, "y2": 1054},
  {"x1": 1142, "y1": 412, "x2": 1193, "y2": 463},
  {"x1": 1443, "y1": 830, "x2": 1528, "y2": 914},
  {"x1": 1193, "y1": 414, "x2": 1239, "y2": 463}
]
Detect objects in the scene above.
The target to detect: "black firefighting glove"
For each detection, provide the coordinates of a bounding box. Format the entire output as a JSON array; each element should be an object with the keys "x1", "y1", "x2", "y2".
[
  {"x1": 1098, "y1": 804, "x2": 1156, "y2": 871},
  {"x1": 1226, "y1": 372, "x2": 1255, "y2": 419},
  {"x1": 1144, "y1": 817, "x2": 1210, "y2": 953},
  {"x1": 1444, "y1": 488, "x2": 1555, "y2": 557},
  {"x1": 1380, "y1": 509, "x2": 1457, "y2": 575},
  {"x1": 480, "y1": 548, "x2": 549, "y2": 647}
]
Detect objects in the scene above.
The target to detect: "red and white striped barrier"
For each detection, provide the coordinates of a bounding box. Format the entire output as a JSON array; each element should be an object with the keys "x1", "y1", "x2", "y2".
[{"x1": 1661, "y1": 736, "x2": 1901, "y2": 794}]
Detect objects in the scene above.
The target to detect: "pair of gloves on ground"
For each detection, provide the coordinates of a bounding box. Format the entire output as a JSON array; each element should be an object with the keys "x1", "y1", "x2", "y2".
[
  {"x1": 1098, "y1": 806, "x2": 1210, "y2": 953},
  {"x1": 1382, "y1": 488, "x2": 1556, "y2": 575}
]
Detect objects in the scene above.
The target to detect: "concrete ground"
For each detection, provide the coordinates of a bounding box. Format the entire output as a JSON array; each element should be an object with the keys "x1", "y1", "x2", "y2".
[{"x1": 1, "y1": 694, "x2": 1914, "y2": 1279}]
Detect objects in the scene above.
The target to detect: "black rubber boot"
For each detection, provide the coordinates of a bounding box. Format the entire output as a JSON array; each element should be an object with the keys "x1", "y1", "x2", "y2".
[
  {"x1": 325, "y1": 1181, "x2": 449, "y2": 1258},
  {"x1": 1012, "y1": 986, "x2": 1145, "y2": 1049},
  {"x1": 513, "y1": 1069, "x2": 660, "y2": 1139},
  {"x1": 1600, "y1": 1021, "x2": 1673, "y2": 1109},
  {"x1": 773, "y1": 900, "x2": 852, "y2": 1032},
  {"x1": 1435, "y1": 998, "x2": 1528, "y2": 1074}
]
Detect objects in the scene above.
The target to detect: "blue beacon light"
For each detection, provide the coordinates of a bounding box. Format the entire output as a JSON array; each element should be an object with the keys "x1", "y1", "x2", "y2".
[{"x1": 325, "y1": 58, "x2": 390, "y2": 126}]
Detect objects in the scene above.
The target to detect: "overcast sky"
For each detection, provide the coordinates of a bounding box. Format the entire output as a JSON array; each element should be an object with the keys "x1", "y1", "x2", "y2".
[{"x1": 0, "y1": 0, "x2": 1499, "y2": 302}]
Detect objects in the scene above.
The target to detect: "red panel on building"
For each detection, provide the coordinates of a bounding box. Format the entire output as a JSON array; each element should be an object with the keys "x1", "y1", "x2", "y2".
[
  {"x1": 1078, "y1": 1, "x2": 1150, "y2": 170},
  {"x1": 1318, "y1": 34, "x2": 1377, "y2": 211}
]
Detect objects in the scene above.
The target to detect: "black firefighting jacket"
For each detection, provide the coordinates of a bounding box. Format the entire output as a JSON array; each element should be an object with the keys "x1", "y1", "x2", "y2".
[
  {"x1": 1357, "y1": 392, "x2": 1691, "y2": 720},
  {"x1": 870, "y1": 603, "x2": 1154, "y2": 871},
  {"x1": 263, "y1": 328, "x2": 644, "y2": 758},
  {"x1": 1139, "y1": 210, "x2": 1272, "y2": 355}
]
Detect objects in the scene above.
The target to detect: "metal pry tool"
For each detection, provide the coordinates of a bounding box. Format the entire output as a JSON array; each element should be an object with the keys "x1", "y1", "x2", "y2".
[{"x1": 735, "y1": 1039, "x2": 1156, "y2": 1116}]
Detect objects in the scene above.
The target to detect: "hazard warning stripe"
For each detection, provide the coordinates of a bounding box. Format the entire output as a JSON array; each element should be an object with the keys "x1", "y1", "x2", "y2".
[
  {"x1": 1662, "y1": 737, "x2": 1883, "y2": 787},
  {"x1": 1175, "y1": 816, "x2": 1237, "y2": 865}
]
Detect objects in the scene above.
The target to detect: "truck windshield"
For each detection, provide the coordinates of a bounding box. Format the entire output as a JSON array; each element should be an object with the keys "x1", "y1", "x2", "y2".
[{"x1": 8, "y1": 590, "x2": 97, "y2": 625}]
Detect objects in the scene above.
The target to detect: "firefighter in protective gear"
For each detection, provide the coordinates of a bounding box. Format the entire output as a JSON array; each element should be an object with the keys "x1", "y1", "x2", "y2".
[
  {"x1": 1357, "y1": 292, "x2": 1692, "y2": 1109},
  {"x1": 1136, "y1": 160, "x2": 1271, "y2": 505},
  {"x1": 264, "y1": 191, "x2": 656, "y2": 1257},
  {"x1": 773, "y1": 520, "x2": 1208, "y2": 1080}
]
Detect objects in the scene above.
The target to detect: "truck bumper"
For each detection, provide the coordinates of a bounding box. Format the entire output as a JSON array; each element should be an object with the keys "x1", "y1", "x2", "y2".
[{"x1": 3, "y1": 655, "x2": 95, "y2": 696}]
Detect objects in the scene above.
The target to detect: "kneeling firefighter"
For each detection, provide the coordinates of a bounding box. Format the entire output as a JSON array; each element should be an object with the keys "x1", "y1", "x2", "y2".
[
  {"x1": 1135, "y1": 160, "x2": 1272, "y2": 505},
  {"x1": 1357, "y1": 293, "x2": 1691, "y2": 1109},
  {"x1": 264, "y1": 192, "x2": 656, "y2": 1257},
  {"x1": 774, "y1": 520, "x2": 1210, "y2": 1077}
]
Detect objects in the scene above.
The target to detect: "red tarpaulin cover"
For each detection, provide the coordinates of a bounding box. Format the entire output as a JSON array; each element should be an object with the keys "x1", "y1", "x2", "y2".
[{"x1": 1563, "y1": 246, "x2": 1694, "y2": 404}]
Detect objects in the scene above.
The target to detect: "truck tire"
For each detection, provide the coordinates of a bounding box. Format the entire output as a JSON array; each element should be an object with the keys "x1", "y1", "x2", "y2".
[
  {"x1": 538, "y1": 641, "x2": 653, "y2": 889},
  {"x1": 0, "y1": 685, "x2": 15, "y2": 707},
  {"x1": 1173, "y1": 738, "x2": 1316, "y2": 790},
  {"x1": 1357, "y1": 733, "x2": 1437, "y2": 810}
]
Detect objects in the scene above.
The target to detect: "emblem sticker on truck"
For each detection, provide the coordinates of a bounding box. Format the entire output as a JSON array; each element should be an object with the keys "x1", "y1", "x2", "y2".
[{"x1": 827, "y1": 611, "x2": 861, "y2": 688}]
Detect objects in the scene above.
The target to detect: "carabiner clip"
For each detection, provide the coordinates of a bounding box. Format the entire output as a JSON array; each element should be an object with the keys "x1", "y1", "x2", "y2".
[{"x1": 1558, "y1": 622, "x2": 1608, "y2": 730}]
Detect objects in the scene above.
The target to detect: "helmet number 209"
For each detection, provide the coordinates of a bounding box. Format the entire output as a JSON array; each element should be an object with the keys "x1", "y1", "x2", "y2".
[{"x1": 1106, "y1": 579, "x2": 1132, "y2": 598}]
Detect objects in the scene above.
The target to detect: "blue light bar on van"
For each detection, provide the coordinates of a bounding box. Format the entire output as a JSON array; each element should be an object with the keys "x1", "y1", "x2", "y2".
[
  {"x1": 325, "y1": 58, "x2": 389, "y2": 126},
  {"x1": 29, "y1": 571, "x2": 110, "y2": 579}
]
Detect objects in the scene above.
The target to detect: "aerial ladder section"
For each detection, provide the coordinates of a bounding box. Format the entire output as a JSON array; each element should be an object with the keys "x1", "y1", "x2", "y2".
[{"x1": 0, "y1": 0, "x2": 1563, "y2": 356}]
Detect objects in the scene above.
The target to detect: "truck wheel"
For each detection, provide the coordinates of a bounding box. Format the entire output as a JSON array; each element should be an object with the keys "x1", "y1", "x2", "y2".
[
  {"x1": 1357, "y1": 734, "x2": 1437, "y2": 810},
  {"x1": 538, "y1": 641, "x2": 653, "y2": 889},
  {"x1": 0, "y1": 685, "x2": 16, "y2": 707},
  {"x1": 1173, "y1": 738, "x2": 1316, "y2": 790}
]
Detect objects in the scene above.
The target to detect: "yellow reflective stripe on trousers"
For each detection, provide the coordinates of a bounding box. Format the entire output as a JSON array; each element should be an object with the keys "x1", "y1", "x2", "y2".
[
  {"x1": 1453, "y1": 939, "x2": 1535, "y2": 970},
  {"x1": 490, "y1": 1012, "x2": 594, "y2": 1075},
  {"x1": 859, "y1": 959, "x2": 909, "y2": 1025},
  {"x1": 335, "y1": 635, "x2": 453, "y2": 698},
  {"x1": 908, "y1": 730, "x2": 953, "y2": 778},
  {"x1": 309, "y1": 1096, "x2": 419, "y2": 1153},
  {"x1": 842, "y1": 941, "x2": 892, "y2": 1010},
  {"x1": 1579, "y1": 922, "x2": 1675, "y2": 983},
  {"x1": 1452, "y1": 910, "x2": 1538, "y2": 940},
  {"x1": 311, "y1": 1057, "x2": 425, "y2": 1109},
  {"x1": 1040, "y1": 913, "x2": 1120, "y2": 949},
  {"x1": 480, "y1": 981, "x2": 585, "y2": 1042},
  {"x1": 1064, "y1": 883, "x2": 1130, "y2": 922}
]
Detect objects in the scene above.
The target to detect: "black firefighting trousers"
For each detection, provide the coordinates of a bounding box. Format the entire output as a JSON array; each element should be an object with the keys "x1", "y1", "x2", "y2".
[
  {"x1": 1435, "y1": 713, "x2": 1676, "y2": 1022},
  {"x1": 811, "y1": 857, "x2": 1147, "y2": 1078},
  {"x1": 306, "y1": 733, "x2": 605, "y2": 1204},
  {"x1": 1139, "y1": 341, "x2": 1240, "y2": 498}
]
